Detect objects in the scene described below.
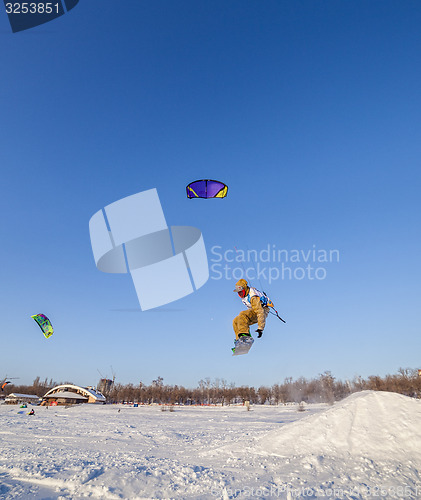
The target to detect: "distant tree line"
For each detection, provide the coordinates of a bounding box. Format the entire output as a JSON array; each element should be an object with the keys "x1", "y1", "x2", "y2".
[
  {"x1": 2, "y1": 369, "x2": 421, "y2": 405},
  {"x1": 0, "y1": 376, "x2": 68, "y2": 398}
]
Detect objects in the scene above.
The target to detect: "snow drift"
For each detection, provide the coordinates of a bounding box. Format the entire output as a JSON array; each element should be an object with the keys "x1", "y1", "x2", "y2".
[{"x1": 256, "y1": 390, "x2": 421, "y2": 460}]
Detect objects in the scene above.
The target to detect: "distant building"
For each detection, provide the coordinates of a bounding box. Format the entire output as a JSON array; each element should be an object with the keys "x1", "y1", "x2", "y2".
[
  {"x1": 5, "y1": 393, "x2": 41, "y2": 405},
  {"x1": 42, "y1": 384, "x2": 106, "y2": 406},
  {"x1": 98, "y1": 378, "x2": 114, "y2": 396}
]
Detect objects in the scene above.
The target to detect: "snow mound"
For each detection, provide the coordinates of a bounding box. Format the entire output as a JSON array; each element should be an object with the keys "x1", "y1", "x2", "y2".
[{"x1": 256, "y1": 390, "x2": 421, "y2": 460}]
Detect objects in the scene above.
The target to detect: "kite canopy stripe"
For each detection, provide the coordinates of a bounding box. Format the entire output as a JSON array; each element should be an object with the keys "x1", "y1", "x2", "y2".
[
  {"x1": 186, "y1": 179, "x2": 228, "y2": 199},
  {"x1": 31, "y1": 313, "x2": 53, "y2": 339}
]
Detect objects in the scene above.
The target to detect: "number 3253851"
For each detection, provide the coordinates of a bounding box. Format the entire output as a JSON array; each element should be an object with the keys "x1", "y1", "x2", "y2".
[{"x1": 5, "y1": 3, "x2": 60, "y2": 14}]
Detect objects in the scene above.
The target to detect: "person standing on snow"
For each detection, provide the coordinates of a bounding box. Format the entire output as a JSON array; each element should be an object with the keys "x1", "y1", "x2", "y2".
[{"x1": 232, "y1": 279, "x2": 269, "y2": 341}]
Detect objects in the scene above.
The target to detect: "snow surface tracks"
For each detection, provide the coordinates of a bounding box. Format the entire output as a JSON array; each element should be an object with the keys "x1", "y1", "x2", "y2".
[{"x1": 1, "y1": 391, "x2": 421, "y2": 499}]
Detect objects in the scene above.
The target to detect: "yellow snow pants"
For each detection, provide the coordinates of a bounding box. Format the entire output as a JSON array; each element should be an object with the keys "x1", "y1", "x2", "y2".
[{"x1": 232, "y1": 308, "x2": 269, "y2": 339}]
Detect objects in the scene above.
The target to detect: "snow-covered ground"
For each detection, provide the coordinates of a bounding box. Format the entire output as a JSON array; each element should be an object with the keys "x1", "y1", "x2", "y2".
[{"x1": 0, "y1": 391, "x2": 420, "y2": 499}]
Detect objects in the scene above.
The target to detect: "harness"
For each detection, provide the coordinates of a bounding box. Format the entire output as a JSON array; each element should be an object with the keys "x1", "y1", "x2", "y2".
[
  {"x1": 241, "y1": 287, "x2": 269, "y2": 309},
  {"x1": 242, "y1": 287, "x2": 286, "y2": 323}
]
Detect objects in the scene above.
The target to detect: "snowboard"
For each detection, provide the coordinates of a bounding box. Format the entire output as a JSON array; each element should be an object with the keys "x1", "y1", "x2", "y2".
[{"x1": 232, "y1": 336, "x2": 254, "y2": 356}]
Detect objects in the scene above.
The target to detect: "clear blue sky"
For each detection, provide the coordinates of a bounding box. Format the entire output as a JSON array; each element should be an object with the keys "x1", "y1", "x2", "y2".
[{"x1": 1, "y1": 1, "x2": 420, "y2": 389}]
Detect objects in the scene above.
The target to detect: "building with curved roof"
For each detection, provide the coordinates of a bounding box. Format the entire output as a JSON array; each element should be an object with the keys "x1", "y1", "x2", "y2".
[{"x1": 42, "y1": 384, "x2": 106, "y2": 405}]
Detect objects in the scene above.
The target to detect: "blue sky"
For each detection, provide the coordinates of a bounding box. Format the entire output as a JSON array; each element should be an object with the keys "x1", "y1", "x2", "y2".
[{"x1": 1, "y1": 1, "x2": 420, "y2": 389}]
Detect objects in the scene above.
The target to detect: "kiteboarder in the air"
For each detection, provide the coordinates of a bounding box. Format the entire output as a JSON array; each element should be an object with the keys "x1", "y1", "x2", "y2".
[{"x1": 232, "y1": 279, "x2": 269, "y2": 341}]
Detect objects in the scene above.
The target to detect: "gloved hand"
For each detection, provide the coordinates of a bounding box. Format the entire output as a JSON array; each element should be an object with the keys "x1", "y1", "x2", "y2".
[{"x1": 256, "y1": 329, "x2": 263, "y2": 338}]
